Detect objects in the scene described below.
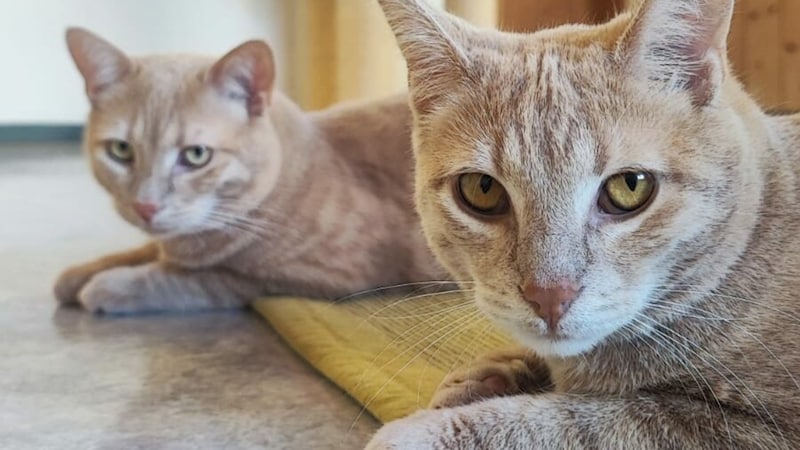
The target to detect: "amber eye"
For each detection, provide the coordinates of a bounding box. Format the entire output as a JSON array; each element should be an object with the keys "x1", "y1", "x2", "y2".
[
  {"x1": 178, "y1": 145, "x2": 214, "y2": 168},
  {"x1": 456, "y1": 173, "x2": 510, "y2": 216},
  {"x1": 104, "y1": 140, "x2": 133, "y2": 164},
  {"x1": 599, "y1": 171, "x2": 657, "y2": 215}
]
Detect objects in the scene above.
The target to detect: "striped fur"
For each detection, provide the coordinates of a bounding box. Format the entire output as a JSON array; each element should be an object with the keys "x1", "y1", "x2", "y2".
[
  {"x1": 55, "y1": 29, "x2": 447, "y2": 314},
  {"x1": 370, "y1": 0, "x2": 800, "y2": 448}
]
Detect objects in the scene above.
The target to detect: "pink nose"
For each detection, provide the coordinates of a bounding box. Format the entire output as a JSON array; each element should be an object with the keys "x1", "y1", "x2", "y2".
[
  {"x1": 521, "y1": 280, "x2": 580, "y2": 330},
  {"x1": 132, "y1": 202, "x2": 159, "y2": 223}
]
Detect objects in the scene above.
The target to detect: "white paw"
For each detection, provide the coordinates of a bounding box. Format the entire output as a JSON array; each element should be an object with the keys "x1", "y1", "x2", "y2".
[
  {"x1": 365, "y1": 409, "x2": 461, "y2": 450},
  {"x1": 54, "y1": 265, "x2": 95, "y2": 304},
  {"x1": 77, "y1": 266, "x2": 149, "y2": 314}
]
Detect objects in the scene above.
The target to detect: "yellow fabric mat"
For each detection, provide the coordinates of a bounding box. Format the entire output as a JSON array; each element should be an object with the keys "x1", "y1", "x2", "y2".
[{"x1": 254, "y1": 293, "x2": 512, "y2": 423}]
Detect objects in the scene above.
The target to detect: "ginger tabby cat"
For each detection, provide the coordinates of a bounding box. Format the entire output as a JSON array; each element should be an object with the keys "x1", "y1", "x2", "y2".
[
  {"x1": 369, "y1": 0, "x2": 800, "y2": 448},
  {"x1": 55, "y1": 28, "x2": 446, "y2": 314}
]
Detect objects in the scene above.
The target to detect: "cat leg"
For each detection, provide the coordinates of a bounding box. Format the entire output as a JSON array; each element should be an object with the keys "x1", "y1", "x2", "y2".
[
  {"x1": 429, "y1": 347, "x2": 552, "y2": 409},
  {"x1": 368, "y1": 393, "x2": 794, "y2": 450},
  {"x1": 77, "y1": 262, "x2": 258, "y2": 314},
  {"x1": 54, "y1": 242, "x2": 159, "y2": 304}
]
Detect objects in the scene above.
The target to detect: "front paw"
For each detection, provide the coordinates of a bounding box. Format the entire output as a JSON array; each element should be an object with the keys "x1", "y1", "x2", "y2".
[
  {"x1": 77, "y1": 266, "x2": 148, "y2": 314},
  {"x1": 429, "y1": 347, "x2": 549, "y2": 409},
  {"x1": 366, "y1": 409, "x2": 456, "y2": 450},
  {"x1": 54, "y1": 264, "x2": 97, "y2": 304}
]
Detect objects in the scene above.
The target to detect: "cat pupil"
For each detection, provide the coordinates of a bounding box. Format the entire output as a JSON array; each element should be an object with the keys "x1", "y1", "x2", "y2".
[
  {"x1": 480, "y1": 175, "x2": 493, "y2": 194},
  {"x1": 624, "y1": 173, "x2": 639, "y2": 191}
]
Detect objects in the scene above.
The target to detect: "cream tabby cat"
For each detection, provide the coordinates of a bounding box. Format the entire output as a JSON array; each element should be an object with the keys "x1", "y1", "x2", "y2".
[
  {"x1": 55, "y1": 28, "x2": 446, "y2": 314},
  {"x1": 370, "y1": 0, "x2": 800, "y2": 448}
]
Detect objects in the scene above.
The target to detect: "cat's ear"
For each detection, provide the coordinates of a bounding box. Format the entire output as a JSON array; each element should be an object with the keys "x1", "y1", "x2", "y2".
[
  {"x1": 65, "y1": 28, "x2": 132, "y2": 102},
  {"x1": 377, "y1": 0, "x2": 471, "y2": 115},
  {"x1": 618, "y1": 0, "x2": 734, "y2": 107},
  {"x1": 209, "y1": 40, "x2": 275, "y2": 118}
]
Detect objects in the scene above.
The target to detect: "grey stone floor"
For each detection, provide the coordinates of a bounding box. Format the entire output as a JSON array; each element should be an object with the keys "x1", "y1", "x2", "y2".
[{"x1": 0, "y1": 143, "x2": 378, "y2": 449}]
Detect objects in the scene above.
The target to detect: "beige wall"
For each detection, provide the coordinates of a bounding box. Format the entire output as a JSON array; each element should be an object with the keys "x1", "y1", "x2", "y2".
[
  {"x1": 0, "y1": 0, "x2": 502, "y2": 122},
  {"x1": 10, "y1": 1, "x2": 796, "y2": 122},
  {"x1": 0, "y1": 0, "x2": 289, "y2": 124}
]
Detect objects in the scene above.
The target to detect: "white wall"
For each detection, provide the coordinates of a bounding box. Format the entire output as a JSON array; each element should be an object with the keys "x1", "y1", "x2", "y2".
[{"x1": 0, "y1": 0, "x2": 289, "y2": 124}]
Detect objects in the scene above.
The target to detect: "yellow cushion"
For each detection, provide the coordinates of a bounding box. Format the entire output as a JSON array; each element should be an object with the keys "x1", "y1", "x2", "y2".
[{"x1": 254, "y1": 293, "x2": 512, "y2": 423}]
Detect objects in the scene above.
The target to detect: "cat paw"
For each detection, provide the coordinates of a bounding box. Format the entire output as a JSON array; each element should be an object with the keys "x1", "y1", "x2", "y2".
[
  {"x1": 429, "y1": 347, "x2": 549, "y2": 409},
  {"x1": 365, "y1": 409, "x2": 454, "y2": 450},
  {"x1": 54, "y1": 265, "x2": 97, "y2": 304},
  {"x1": 77, "y1": 266, "x2": 148, "y2": 314}
]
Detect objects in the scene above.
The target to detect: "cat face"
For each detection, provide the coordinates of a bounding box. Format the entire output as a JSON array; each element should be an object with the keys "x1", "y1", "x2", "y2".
[
  {"x1": 67, "y1": 30, "x2": 281, "y2": 238},
  {"x1": 381, "y1": 0, "x2": 747, "y2": 357}
]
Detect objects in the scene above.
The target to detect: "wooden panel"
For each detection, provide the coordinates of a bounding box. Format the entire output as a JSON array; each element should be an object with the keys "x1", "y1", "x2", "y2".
[
  {"x1": 498, "y1": 0, "x2": 623, "y2": 31},
  {"x1": 289, "y1": 0, "x2": 451, "y2": 110},
  {"x1": 728, "y1": 0, "x2": 800, "y2": 110},
  {"x1": 499, "y1": 0, "x2": 800, "y2": 110},
  {"x1": 289, "y1": 0, "x2": 403, "y2": 109},
  {"x1": 334, "y1": 0, "x2": 408, "y2": 103},
  {"x1": 289, "y1": 0, "x2": 338, "y2": 110},
  {"x1": 732, "y1": 1, "x2": 783, "y2": 109},
  {"x1": 447, "y1": 0, "x2": 498, "y2": 28},
  {"x1": 782, "y1": 0, "x2": 800, "y2": 108}
]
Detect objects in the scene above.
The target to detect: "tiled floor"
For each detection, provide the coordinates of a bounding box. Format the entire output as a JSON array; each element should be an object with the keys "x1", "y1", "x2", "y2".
[{"x1": 0, "y1": 143, "x2": 378, "y2": 449}]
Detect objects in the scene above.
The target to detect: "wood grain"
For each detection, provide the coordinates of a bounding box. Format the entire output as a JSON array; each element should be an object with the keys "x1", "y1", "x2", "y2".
[
  {"x1": 287, "y1": 0, "x2": 800, "y2": 110},
  {"x1": 288, "y1": 0, "x2": 452, "y2": 109},
  {"x1": 498, "y1": 0, "x2": 800, "y2": 110},
  {"x1": 288, "y1": 0, "x2": 338, "y2": 110},
  {"x1": 334, "y1": 0, "x2": 408, "y2": 104},
  {"x1": 447, "y1": 0, "x2": 499, "y2": 28},
  {"x1": 498, "y1": 0, "x2": 623, "y2": 31},
  {"x1": 734, "y1": 1, "x2": 783, "y2": 108},
  {"x1": 781, "y1": 0, "x2": 800, "y2": 109}
]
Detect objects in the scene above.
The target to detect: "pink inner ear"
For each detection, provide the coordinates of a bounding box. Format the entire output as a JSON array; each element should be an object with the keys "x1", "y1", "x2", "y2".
[
  {"x1": 622, "y1": 0, "x2": 733, "y2": 107},
  {"x1": 211, "y1": 41, "x2": 275, "y2": 118},
  {"x1": 66, "y1": 28, "x2": 132, "y2": 102},
  {"x1": 244, "y1": 56, "x2": 273, "y2": 117},
  {"x1": 673, "y1": 6, "x2": 729, "y2": 107},
  {"x1": 247, "y1": 93, "x2": 266, "y2": 117},
  {"x1": 684, "y1": 47, "x2": 723, "y2": 108}
]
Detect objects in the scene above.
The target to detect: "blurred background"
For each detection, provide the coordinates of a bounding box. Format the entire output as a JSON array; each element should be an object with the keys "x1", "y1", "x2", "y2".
[{"x1": 1, "y1": 0, "x2": 797, "y2": 132}]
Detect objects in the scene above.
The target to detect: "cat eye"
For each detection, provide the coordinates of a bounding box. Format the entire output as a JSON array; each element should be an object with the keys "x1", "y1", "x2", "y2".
[
  {"x1": 178, "y1": 145, "x2": 214, "y2": 169},
  {"x1": 598, "y1": 171, "x2": 657, "y2": 216},
  {"x1": 456, "y1": 173, "x2": 510, "y2": 217},
  {"x1": 104, "y1": 139, "x2": 134, "y2": 164}
]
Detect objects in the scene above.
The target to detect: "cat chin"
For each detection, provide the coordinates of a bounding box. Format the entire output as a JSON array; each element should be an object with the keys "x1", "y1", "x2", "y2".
[
  {"x1": 146, "y1": 225, "x2": 217, "y2": 240},
  {"x1": 500, "y1": 316, "x2": 617, "y2": 357},
  {"x1": 138, "y1": 221, "x2": 208, "y2": 239},
  {"x1": 146, "y1": 229, "x2": 185, "y2": 240},
  {"x1": 132, "y1": 215, "x2": 220, "y2": 239},
  {"x1": 515, "y1": 332, "x2": 605, "y2": 358},
  {"x1": 480, "y1": 304, "x2": 614, "y2": 357}
]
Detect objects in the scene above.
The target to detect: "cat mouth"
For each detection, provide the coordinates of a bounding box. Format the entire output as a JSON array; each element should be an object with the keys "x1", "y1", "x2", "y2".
[
  {"x1": 139, "y1": 221, "x2": 178, "y2": 237},
  {"x1": 138, "y1": 221, "x2": 163, "y2": 233},
  {"x1": 529, "y1": 322, "x2": 570, "y2": 340}
]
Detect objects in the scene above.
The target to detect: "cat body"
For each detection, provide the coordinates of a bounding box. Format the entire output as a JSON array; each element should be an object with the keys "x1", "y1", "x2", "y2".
[
  {"x1": 369, "y1": 0, "x2": 800, "y2": 448},
  {"x1": 56, "y1": 29, "x2": 446, "y2": 313}
]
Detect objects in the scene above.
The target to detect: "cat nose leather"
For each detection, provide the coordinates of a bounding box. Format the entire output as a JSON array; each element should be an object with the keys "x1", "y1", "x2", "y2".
[
  {"x1": 133, "y1": 202, "x2": 159, "y2": 223},
  {"x1": 521, "y1": 280, "x2": 579, "y2": 330}
]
